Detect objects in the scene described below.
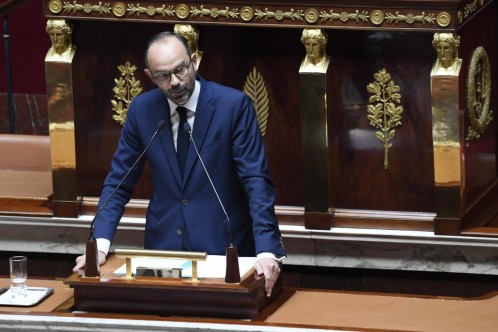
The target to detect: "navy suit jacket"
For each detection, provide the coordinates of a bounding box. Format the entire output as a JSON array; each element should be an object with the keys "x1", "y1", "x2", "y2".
[{"x1": 93, "y1": 76, "x2": 286, "y2": 257}]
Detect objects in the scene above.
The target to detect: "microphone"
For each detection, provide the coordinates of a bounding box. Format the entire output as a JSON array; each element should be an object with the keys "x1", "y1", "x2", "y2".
[
  {"x1": 84, "y1": 120, "x2": 166, "y2": 277},
  {"x1": 183, "y1": 122, "x2": 240, "y2": 283}
]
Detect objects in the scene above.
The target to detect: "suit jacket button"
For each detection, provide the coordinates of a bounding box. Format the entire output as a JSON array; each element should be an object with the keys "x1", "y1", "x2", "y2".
[
  {"x1": 177, "y1": 228, "x2": 183, "y2": 235},
  {"x1": 182, "y1": 199, "x2": 188, "y2": 206}
]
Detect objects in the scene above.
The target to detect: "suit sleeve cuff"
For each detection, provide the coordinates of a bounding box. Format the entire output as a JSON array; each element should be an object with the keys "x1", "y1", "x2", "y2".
[
  {"x1": 96, "y1": 238, "x2": 111, "y2": 256},
  {"x1": 257, "y1": 252, "x2": 285, "y2": 262}
]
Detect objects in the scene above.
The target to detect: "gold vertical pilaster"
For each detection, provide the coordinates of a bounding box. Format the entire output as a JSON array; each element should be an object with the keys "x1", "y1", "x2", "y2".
[
  {"x1": 430, "y1": 33, "x2": 464, "y2": 234},
  {"x1": 299, "y1": 29, "x2": 331, "y2": 230},
  {"x1": 45, "y1": 19, "x2": 79, "y2": 217}
]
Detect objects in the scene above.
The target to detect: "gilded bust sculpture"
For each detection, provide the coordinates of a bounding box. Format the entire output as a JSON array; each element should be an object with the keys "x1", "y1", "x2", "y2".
[
  {"x1": 45, "y1": 19, "x2": 76, "y2": 62},
  {"x1": 174, "y1": 24, "x2": 203, "y2": 68},
  {"x1": 299, "y1": 28, "x2": 330, "y2": 73},
  {"x1": 431, "y1": 33, "x2": 462, "y2": 75}
]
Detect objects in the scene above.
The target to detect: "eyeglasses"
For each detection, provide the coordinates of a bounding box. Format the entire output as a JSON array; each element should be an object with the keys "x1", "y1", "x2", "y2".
[{"x1": 153, "y1": 59, "x2": 192, "y2": 84}]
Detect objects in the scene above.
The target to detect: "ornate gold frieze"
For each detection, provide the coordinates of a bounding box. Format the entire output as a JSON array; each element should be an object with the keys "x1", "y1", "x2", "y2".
[
  {"x1": 385, "y1": 11, "x2": 435, "y2": 25},
  {"x1": 111, "y1": 62, "x2": 143, "y2": 125},
  {"x1": 319, "y1": 10, "x2": 369, "y2": 23},
  {"x1": 127, "y1": 4, "x2": 175, "y2": 17},
  {"x1": 47, "y1": 1, "x2": 460, "y2": 29},
  {"x1": 61, "y1": 1, "x2": 112, "y2": 14},
  {"x1": 366, "y1": 69, "x2": 404, "y2": 170},
  {"x1": 254, "y1": 8, "x2": 304, "y2": 21},
  {"x1": 190, "y1": 6, "x2": 239, "y2": 19},
  {"x1": 466, "y1": 46, "x2": 492, "y2": 144},
  {"x1": 243, "y1": 67, "x2": 269, "y2": 137}
]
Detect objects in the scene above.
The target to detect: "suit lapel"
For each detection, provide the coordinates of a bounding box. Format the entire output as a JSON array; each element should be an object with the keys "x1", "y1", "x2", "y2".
[
  {"x1": 154, "y1": 94, "x2": 183, "y2": 187},
  {"x1": 184, "y1": 79, "x2": 215, "y2": 181}
]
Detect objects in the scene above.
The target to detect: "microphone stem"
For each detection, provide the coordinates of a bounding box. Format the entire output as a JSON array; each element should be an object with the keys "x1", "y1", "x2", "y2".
[
  {"x1": 187, "y1": 130, "x2": 233, "y2": 246},
  {"x1": 89, "y1": 123, "x2": 164, "y2": 239}
]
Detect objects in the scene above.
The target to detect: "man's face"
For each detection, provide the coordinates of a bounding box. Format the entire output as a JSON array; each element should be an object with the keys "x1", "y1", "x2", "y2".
[{"x1": 144, "y1": 38, "x2": 197, "y2": 105}]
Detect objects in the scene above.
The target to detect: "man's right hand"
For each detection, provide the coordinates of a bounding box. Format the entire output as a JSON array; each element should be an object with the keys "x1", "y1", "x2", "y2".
[{"x1": 73, "y1": 251, "x2": 107, "y2": 272}]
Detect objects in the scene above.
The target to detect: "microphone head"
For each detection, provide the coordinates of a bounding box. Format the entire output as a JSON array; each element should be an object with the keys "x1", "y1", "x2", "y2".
[
  {"x1": 157, "y1": 120, "x2": 166, "y2": 130},
  {"x1": 183, "y1": 121, "x2": 192, "y2": 133}
]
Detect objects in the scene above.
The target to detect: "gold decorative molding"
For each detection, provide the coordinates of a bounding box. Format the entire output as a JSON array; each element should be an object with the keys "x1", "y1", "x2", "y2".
[
  {"x1": 366, "y1": 69, "x2": 404, "y2": 170},
  {"x1": 305, "y1": 8, "x2": 319, "y2": 24},
  {"x1": 61, "y1": 1, "x2": 111, "y2": 14},
  {"x1": 466, "y1": 46, "x2": 492, "y2": 144},
  {"x1": 436, "y1": 12, "x2": 451, "y2": 27},
  {"x1": 240, "y1": 6, "x2": 254, "y2": 21},
  {"x1": 47, "y1": 1, "x2": 460, "y2": 29},
  {"x1": 370, "y1": 10, "x2": 385, "y2": 25},
  {"x1": 190, "y1": 6, "x2": 239, "y2": 19},
  {"x1": 243, "y1": 67, "x2": 269, "y2": 137},
  {"x1": 175, "y1": 4, "x2": 189, "y2": 19},
  {"x1": 48, "y1": 0, "x2": 63, "y2": 14},
  {"x1": 385, "y1": 11, "x2": 435, "y2": 25},
  {"x1": 127, "y1": 4, "x2": 175, "y2": 17},
  {"x1": 112, "y1": 2, "x2": 127, "y2": 17},
  {"x1": 111, "y1": 62, "x2": 143, "y2": 125},
  {"x1": 254, "y1": 8, "x2": 304, "y2": 21},
  {"x1": 319, "y1": 10, "x2": 369, "y2": 23}
]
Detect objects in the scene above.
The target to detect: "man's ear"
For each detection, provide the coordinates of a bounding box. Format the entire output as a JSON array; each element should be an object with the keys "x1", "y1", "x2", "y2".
[
  {"x1": 144, "y1": 68, "x2": 155, "y2": 84},
  {"x1": 191, "y1": 53, "x2": 198, "y2": 69}
]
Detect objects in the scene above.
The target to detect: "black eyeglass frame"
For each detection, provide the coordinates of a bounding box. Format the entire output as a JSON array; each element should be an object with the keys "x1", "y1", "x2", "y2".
[{"x1": 152, "y1": 58, "x2": 192, "y2": 84}]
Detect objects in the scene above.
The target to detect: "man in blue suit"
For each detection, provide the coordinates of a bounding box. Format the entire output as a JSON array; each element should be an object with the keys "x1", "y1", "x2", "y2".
[{"x1": 74, "y1": 31, "x2": 286, "y2": 296}]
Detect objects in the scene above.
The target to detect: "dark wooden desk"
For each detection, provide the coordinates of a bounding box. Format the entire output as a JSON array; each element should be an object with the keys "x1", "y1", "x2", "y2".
[
  {"x1": 266, "y1": 289, "x2": 498, "y2": 331},
  {"x1": 65, "y1": 255, "x2": 280, "y2": 319},
  {"x1": 2, "y1": 274, "x2": 498, "y2": 330}
]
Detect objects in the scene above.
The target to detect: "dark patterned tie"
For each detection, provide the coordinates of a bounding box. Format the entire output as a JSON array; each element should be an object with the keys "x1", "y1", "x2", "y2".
[{"x1": 176, "y1": 106, "x2": 190, "y2": 177}]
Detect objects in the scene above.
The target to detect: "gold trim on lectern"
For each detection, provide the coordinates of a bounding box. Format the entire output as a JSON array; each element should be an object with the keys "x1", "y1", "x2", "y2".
[{"x1": 114, "y1": 249, "x2": 207, "y2": 282}]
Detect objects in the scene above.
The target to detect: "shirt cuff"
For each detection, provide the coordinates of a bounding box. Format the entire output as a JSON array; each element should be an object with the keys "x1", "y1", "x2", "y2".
[
  {"x1": 257, "y1": 252, "x2": 286, "y2": 262},
  {"x1": 96, "y1": 238, "x2": 111, "y2": 256}
]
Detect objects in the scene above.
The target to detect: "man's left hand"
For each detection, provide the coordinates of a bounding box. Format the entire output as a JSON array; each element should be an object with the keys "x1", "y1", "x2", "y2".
[{"x1": 254, "y1": 258, "x2": 281, "y2": 297}]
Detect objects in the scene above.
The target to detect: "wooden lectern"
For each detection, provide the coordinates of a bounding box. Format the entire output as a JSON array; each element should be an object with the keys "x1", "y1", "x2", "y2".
[{"x1": 65, "y1": 256, "x2": 280, "y2": 319}]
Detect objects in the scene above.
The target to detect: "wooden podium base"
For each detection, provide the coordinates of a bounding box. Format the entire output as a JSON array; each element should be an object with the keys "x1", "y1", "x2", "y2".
[{"x1": 65, "y1": 255, "x2": 280, "y2": 319}]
